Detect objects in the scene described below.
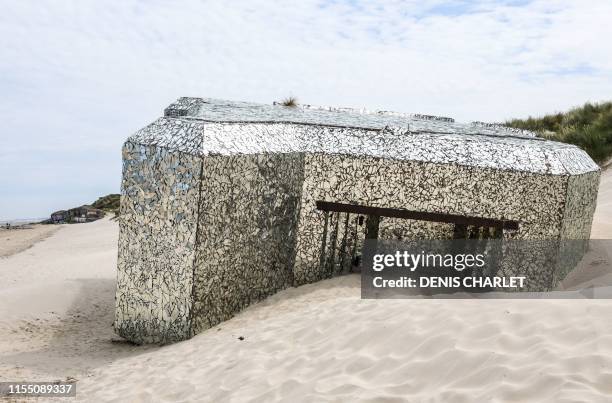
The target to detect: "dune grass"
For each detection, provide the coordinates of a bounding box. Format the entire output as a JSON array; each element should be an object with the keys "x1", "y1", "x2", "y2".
[
  {"x1": 280, "y1": 96, "x2": 298, "y2": 107},
  {"x1": 92, "y1": 194, "x2": 120, "y2": 217},
  {"x1": 505, "y1": 102, "x2": 612, "y2": 164}
]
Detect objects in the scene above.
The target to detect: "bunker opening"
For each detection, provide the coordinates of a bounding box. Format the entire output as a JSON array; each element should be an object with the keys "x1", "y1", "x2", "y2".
[{"x1": 315, "y1": 201, "x2": 519, "y2": 277}]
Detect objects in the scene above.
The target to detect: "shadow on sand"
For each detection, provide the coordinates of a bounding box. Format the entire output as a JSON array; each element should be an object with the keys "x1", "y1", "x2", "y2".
[{"x1": 3, "y1": 278, "x2": 159, "y2": 380}]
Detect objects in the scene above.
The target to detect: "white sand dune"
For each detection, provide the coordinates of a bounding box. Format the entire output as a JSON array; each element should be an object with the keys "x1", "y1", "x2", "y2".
[
  {"x1": 79, "y1": 279, "x2": 612, "y2": 402},
  {"x1": 1, "y1": 169, "x2": 611, "y2": 402},
  {"x1": 0, "y1": 218, "x2": 155, "y2": 383}
]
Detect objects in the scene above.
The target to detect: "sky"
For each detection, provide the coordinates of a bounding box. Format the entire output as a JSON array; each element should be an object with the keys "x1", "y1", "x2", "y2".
[{"x1": 1, "y1": 0, "x2": 612, "y2": 220}]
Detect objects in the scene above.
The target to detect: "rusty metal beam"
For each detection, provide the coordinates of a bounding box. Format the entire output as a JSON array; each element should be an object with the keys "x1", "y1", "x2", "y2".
[{"x1": 315, "y1": 201, "x2": 519, "y2": 231}]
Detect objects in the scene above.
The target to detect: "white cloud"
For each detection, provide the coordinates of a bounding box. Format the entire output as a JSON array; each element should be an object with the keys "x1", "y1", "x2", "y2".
[{"x1": 1, "y1": 0, "x2": 611, "y2": 219}]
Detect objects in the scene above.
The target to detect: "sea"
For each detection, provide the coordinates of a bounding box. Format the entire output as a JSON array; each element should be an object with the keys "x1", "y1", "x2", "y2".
[{"x1": 0, "y1": 218, "x2": 47, "y2": 226}]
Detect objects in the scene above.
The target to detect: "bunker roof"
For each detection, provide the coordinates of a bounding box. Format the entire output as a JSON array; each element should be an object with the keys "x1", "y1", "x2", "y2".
[{"x1": 127, "y1": 97, "x2": 599, "y2": 176}]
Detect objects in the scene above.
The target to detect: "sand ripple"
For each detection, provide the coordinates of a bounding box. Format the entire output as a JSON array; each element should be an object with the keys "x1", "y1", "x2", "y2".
[{"x1": 78, "y1": 275, "x2": 612, "y2": 402}]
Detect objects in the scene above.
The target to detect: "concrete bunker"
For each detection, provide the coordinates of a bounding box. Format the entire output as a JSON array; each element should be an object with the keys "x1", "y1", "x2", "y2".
[{"x1": 114, "y1": 97, "x2": 600, "y2": 343}]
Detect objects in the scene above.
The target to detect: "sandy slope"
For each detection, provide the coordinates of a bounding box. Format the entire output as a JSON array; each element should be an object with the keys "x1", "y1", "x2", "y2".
[
  {"x1": 0, "y1": 169, "x2": 611, "y2": 402},
  {"x1": 591, "y1": 168, "x2": 612, "y2": 238},
  {"x1": 0, "y1": 218, "x2": 155, "y2": 383}
]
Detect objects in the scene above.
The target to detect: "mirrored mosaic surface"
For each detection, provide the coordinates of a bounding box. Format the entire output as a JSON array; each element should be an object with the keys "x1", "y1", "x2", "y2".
[{"x1": 116, "y1": 97, "x2": 600, "y2": 343}]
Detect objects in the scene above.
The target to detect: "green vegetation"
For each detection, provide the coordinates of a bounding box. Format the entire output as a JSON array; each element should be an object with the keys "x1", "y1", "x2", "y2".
[
  {"x1": 280, "y1": 96, "x2": 298, "y2": 108},
  {"x1": 505, "y1": 101, "x2": 612, "y2": 164},
  {"x1": 92, "y1": 194, "x2": 120, "y2": 217}
]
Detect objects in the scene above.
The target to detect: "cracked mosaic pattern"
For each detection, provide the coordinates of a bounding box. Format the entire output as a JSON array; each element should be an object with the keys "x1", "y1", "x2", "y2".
[
  {"x1": 116, "y1": 97, "x2": 600, "y2": 343},
  {"x1": 191, "y1": 153, "x2": 304, "y2": 333},
  {"x1": 115, "y1": 142, "x2": 202, "y2": 343},
  {"x1": 291, "y1": 153, "x2": 580, "y2": 287},
  {"x1": 164, "y1": 97, "x2": 204, "y2": 118},
  {"x1": 192, "y1": 97, "x2": 539, "y2": 139},
  {"x1": 130, "y1": 117, "x2": 204, "y2": 155},
  {"x1": 561, "y1": 172, "x2": 600, "y2": 239},
  {"x1": 134, "y1": 119, "x2": 597, "y2": 176}
]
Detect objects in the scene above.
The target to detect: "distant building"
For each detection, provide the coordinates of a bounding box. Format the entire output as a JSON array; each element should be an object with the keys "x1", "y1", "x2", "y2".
[
  {"x1": 49, "y1": 205, "x2": 104, "y2": 224},
  {"x1": 115, "y1": 97, "x2": 600, "y2": 344},
  {"x1": 50, "y1": 210, "x2": 68, "y2": 223}
]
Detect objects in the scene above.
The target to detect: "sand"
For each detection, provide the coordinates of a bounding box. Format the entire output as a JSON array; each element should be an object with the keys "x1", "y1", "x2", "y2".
[
  {"x1": 0, "y1": 224, "x2": 59, "y2": 258},
  {"x1": 0, "y1": 218, "x2": 155, "y2": 384},
  {"x1": 591, "y1": 167, "x2": 612, "y2": 239},
  {"x1": 0, "y1": 169, "x2": 611, "y2": 402},
  {"x1": 81, "y1": 280, "x2": 612, "y2": 402}
]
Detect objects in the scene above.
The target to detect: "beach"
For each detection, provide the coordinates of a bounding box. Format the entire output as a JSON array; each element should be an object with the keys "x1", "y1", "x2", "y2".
[
  {"x1": 0, "y1": 218, "x2": 156, "y2": 385},
  {"x1": 0, "y1": 224, "x2": 59, "y2": 258},
  {"x1": 0, "y1": 168, "x2": 611, "y2": 402}
]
